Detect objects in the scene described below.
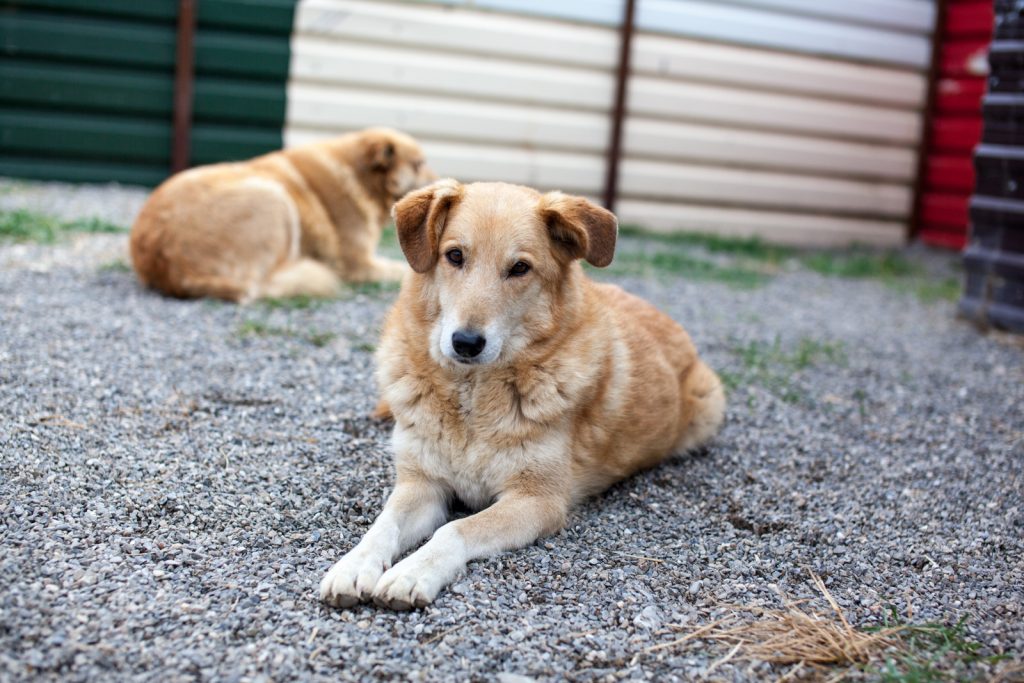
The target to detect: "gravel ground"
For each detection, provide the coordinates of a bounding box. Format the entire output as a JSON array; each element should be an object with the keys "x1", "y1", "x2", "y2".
[{"x1": 1, "y1": 179, "x2": 1022, "y2": 682}]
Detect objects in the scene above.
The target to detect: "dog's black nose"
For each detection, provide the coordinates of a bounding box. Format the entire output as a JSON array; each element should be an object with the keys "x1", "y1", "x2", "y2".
[{"x1": 452, "y1": 330, "x2": 486, "y2": 359}]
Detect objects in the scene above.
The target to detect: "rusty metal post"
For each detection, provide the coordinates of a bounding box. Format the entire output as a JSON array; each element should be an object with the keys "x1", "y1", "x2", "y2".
[
  {"x1": 603, "y1": 0, "x2": 636, "y2": 214},
  {"x1": 908, "y1": 0, "x2": 950, "y2": 241},
  {"x1": 171, "y1": 0, "x2": 197, "y2": 174}
]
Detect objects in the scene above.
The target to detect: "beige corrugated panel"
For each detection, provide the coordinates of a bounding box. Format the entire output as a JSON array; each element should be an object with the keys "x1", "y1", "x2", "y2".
[
  {"x1": 286, "y1": 0, "x2": 617, "y2": 203},
  {"x1": 615, "y1": 200, "x2": 909, "y2": 247},
  {"x1": 285, "y1": 0, "x2": 938, "y2": 246}
]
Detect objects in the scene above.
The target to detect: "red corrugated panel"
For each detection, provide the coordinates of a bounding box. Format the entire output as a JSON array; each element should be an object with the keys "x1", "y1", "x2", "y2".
[
  {"x1": 926, "y1": 155, "x2": 976, "y2": 192},
  {"x1": 922, "y1": 192, "x2": 971, "y2": 227},
  {"x1": 918, "y1": 226, "x2": 968, "y2": 249},
  {"x1": 941, "y1": 39, "x2": 991, "y2": 77},
  {"x1": 945, "y1": 2, "x2": 995, "y2": 38},
  {"x1": 935, "y1": 77, "x2": 987, "y2": 113},
  {"x1": 930, "y1": 116, "x2": 984, "y2": 152},
  {"x1": 919, "y1": 1, "x2": 993, "y2": 251}
]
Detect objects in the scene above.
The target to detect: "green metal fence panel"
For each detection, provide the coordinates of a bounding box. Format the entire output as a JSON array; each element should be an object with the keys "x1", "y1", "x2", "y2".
[
  {"x1": 0, "y1": 0, "x2": 297, "y2": 186},
  {"x1": 0, "y1": 13, "x2": 176, "y2": 68},
  {"x1": 0, "y1": 108, "x2": 170, "y2": 162},
  {"x1": 194, "y1": 29, "x2": 291, "y2": 80},
  {"x1": 191, "y1": 124, "x2": 284, "y2": 164},
  {"x1": 3, "y1": 0, "x2": 178, "y2": 21},
  {"x1": 199, "y1": 0, "x2": 297, "y2": 35},
  {"x1": 0, "y1": 61, "x2": 172, "y2": 115},
  {"x1": 194, "y1": 79, "x2": 286, "y2": 126},
  {"x1": 0, "y1": 156, "x2": 169, "y2": 186}
]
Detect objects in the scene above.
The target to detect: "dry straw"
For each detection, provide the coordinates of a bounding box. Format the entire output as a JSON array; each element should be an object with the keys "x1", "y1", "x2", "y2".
[
  {"x1": 644, "y1": 573, "x2": 1024, "y2": 680},
  {"x1": 644, "y1": 572, "x2": 904, "y2": 675}
]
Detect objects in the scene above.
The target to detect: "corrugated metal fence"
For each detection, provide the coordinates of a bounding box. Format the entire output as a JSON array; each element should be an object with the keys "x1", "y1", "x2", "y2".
[
  {"x1": 286, "y1": 0, "x2": 940, "y2": 246},
  {"x1": 0, "y1": 0, "x2": 295, "y2": 185},
  {"x1": 1, "y1": 0, "x2": 946, "y2": 246}
]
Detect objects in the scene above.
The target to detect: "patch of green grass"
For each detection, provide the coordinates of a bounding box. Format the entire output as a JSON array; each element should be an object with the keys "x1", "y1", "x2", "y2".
[
  {"x1": 236, "y1": 320, "x2": 280, "y2": 338},
  {"x1": 354, "y1": 341, "x2": 377, "y2": 353},
  {"x1": 908, "y1": 276, "x2": 962, "y2": 304},
  {"x1": 802, "y1": 249, "x2": 917, "y2": 279},
  {"x1": 259, "y1": 294, "x2": 322, "y2": 311},
  {"x1": 617, "y1": 225, "x2": 961, "y2": 304},
  {"x1": 306, "y1": 331, "x2": 336, "y2": 348},
  {"x1": 866, "y1": 610, "x2": 1013, "y2": 682},
  {"x1": 791, "y1": 337, "x2": 846, "y2": 369},
  {"x1": 66, "y1": 216, "x2": 126, "y2": 235},
  {"x1": 618, "y1": 225, "x2": 793, "y2": 263},
  {"x1": 718, "y1": 369, "x2": 742, "y2": 393},
  {"x1": 799, "y1": 247, "x2": 962, "y2": 305},
  {"x1": 602, "y1": 249, "x2": 771, "y2": 289},
  {"x1": 378, "y1": 223, "x2": 400, "y2": 252},
  {"x1": 235, "y1": 320, "x2": 335, "y2": 347},
  {"x1": 726, "y1": 336, "x2": 846, "y2": 403},
  {"x1": 98, "y1": 259, "x2": 132, "y2": 273},
  {"x1": 0, "y1": 209, "x2": 125, "y2": 243},
  {"x1": 343, "y1": 280, "x2": 402, "y2": 297}
]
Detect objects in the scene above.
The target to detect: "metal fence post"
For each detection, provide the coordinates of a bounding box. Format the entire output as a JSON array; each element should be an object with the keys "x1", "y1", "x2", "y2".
[
  {"x1": 171, "y1": 0, "x2": 197, "y2": 174},
  {"x1": 603, "y1": 0, "x2": 636, "y2": 214}
]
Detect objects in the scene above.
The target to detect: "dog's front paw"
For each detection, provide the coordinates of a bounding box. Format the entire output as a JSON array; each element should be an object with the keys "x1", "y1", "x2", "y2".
[
  {"x1": 372, "y1": 565, "x2": 442, "y2": 610},
  {"x1": 319, "y1": 549, "x2": 389, "y2": 608},
  {"x1": 371, "y1": 542, "x2": 461, "y2": 610}
]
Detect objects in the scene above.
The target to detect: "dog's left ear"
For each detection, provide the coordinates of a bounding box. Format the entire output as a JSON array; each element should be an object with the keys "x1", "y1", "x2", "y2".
[{"x1": 539, "y1": 192, "x2": 618, "y2": 267}]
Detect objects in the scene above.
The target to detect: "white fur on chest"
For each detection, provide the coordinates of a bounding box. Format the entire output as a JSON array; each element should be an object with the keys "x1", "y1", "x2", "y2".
[{"x1": 387, "y1": 377, "x2": 571, "y2": 510}]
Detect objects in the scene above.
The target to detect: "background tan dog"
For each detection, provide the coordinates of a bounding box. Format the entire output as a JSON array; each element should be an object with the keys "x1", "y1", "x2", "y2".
[
  {"x1": 320, "y1": 180, "x2": 726, "y2": 609},
  {"x1": 130, "y1": 128, "x2": 435, "y2": 302}
]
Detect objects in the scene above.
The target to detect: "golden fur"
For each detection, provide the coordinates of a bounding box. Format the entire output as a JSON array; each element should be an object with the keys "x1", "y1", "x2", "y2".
[
  {"x1": 320, "y1": 180, "x2": 725, "y2": 609},
  {"x1": 129, "y1": 128, "x2": 435, "y2": 302}
]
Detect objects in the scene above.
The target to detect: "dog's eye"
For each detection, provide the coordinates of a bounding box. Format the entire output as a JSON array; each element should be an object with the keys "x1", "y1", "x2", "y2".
[
  {"x1": 446, "y1": 249, "x2": 464, "y2": 267},
  {"x1": 508, "y1": 261, "x2": 531, "y2": 277}
]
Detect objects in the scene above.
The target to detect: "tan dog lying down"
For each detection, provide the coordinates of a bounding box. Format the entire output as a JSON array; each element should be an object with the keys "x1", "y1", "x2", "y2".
[
  {"x1": 320, "y1": 180, "x2": 726, "y2": 609},
  {"x1": 130, "y1": 128, "x2": 435, "y2": 302}
]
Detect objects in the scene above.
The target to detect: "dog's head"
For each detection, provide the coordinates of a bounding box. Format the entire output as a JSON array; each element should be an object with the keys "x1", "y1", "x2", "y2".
[
  {"x1": 355, "y1": 128, "x2": 437, "y2": 202},
  {"x1": 393, "y1": 180, "x2": 617, "y2": 368}
]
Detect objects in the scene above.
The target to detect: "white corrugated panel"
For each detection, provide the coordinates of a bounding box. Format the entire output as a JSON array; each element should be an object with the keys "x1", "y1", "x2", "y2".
[
  {"x1": 624, "y1": 119, "x2": 916, "y2": 180},
  {"x1": 286, "y1": 128, "x2": 605, "y2": 195},
  {"x1": 711, "y1": 0, "x2": 935, "y2": 32},
  {"x1": 287, "y1": 83, "x2": 609, "y2": 153},
  {"x1": 637, "y1": 0, "x2": 932, "y2": 67},
  {"x1": 295, "y1": 0, "x2": 618, "y2": 68},
  {"x1": 632, "y1": 34, "x2": 927, "y2": 107},
  {"x1": 619, "y1": 159, "x2": 912, "y2": 216},
  {"x1": 285, "y1": 0, "x2": 940, "y2": 245},
  {"x1": 628, "y1": 76, "x2": 921, "y2": 143},
  {"x1": 432, "y1": 0, "x2": 624, "y2": 26},
  {"x1": 616, "y1": 200, "x2": 905, "y2": 247},
  {"x1": 620, "y1": 0, "x2": 937, "y2": 241},
  {"x1": 291, "y1": 38, "x2": 613, "y2": 110}
]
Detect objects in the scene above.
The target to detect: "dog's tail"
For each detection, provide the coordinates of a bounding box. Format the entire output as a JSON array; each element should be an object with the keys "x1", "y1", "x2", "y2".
[{"x1": 258, "y1": 258, "x2": 340, "y2": 300}]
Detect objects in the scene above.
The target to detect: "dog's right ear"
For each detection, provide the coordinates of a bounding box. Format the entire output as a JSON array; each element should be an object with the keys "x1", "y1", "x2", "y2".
[{"x1": 392, "y1": 179, "x2": 463, "y2": 273}]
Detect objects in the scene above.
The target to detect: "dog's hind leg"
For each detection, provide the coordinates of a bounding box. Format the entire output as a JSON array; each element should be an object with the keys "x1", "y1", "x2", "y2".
[
  {"x1": 675, "y1": 360, "x2": 726, "y2": 454},
  {"x1": 258, "y1": 258, "x2": 340, "y2": 300},
  {"x1": 176, "y1": 275, "x2": 257, "y2": 303}
]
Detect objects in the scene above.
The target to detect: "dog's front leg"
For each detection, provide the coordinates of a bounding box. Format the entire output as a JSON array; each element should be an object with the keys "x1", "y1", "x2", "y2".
[
  {"x1": 320, "y1": 473, "x2": 447, "y2": 607},
  {"x1": 372, "y1": 488, "x2": 568, "y2": 610}
]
